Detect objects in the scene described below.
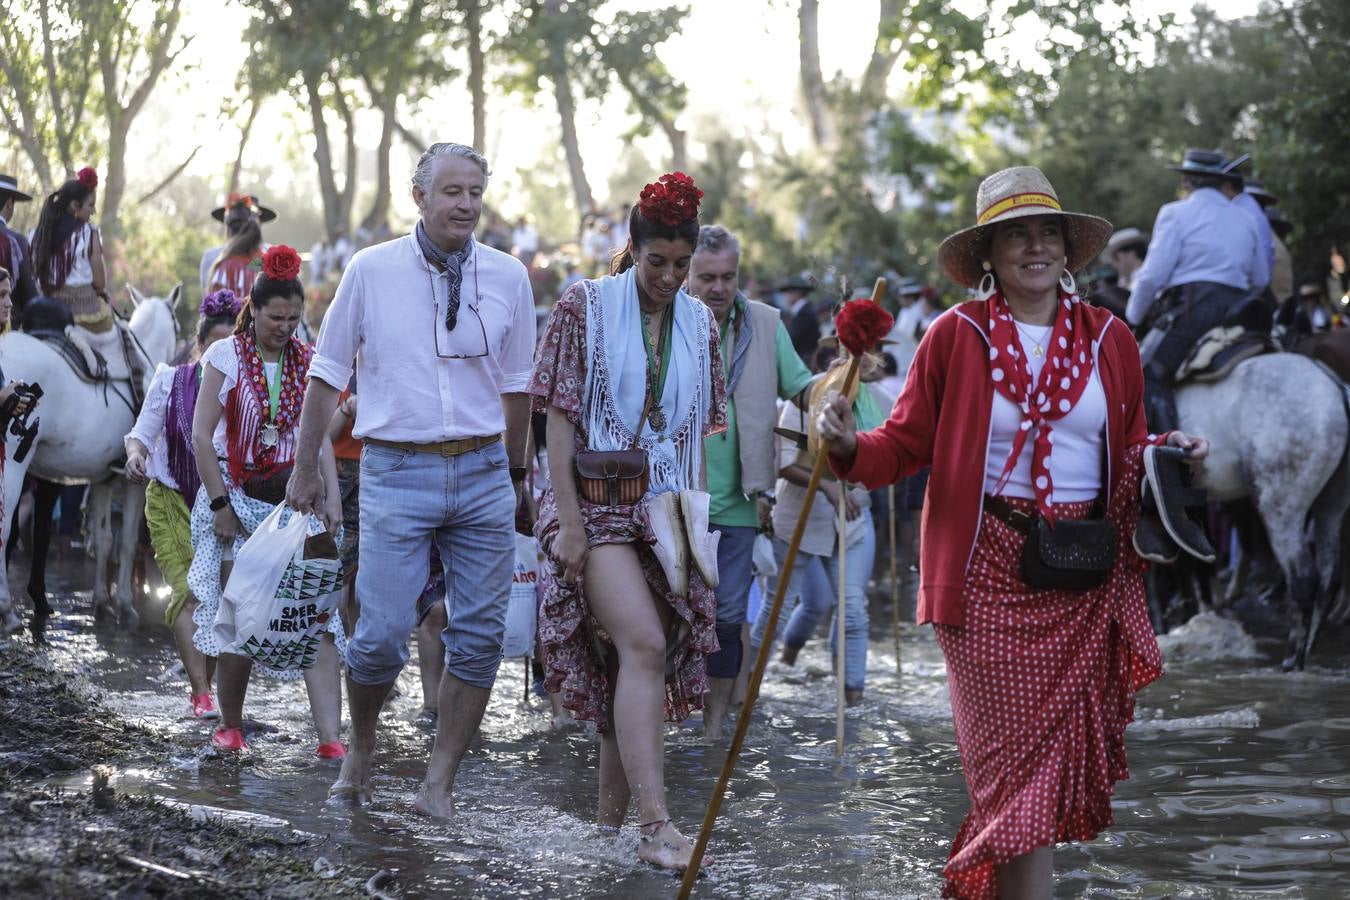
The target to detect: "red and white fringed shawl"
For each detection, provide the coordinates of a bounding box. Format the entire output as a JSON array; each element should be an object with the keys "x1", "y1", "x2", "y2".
[
  {"x1": 986, "y1": 288, "x2": 1095, "y2": 523},
  {"x1": 224, "y1": 332, "x2": 311, "y2": 485}
]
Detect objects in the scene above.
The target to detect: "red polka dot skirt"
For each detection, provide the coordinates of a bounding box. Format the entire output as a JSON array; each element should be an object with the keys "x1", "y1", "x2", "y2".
[{"x1": 934, "y1": 473, "x2": 1162, "y2": 900}]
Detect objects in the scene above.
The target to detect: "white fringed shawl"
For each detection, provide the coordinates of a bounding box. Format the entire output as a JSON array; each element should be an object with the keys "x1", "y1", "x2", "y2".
[{"x1": 581, "y1": 268, "x2": 713, "y2": 495}]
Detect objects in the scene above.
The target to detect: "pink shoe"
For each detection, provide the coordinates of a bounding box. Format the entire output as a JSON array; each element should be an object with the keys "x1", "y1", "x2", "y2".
[
  {"x1": 316, "y1": 741, "x2": 347, "y2": 759},
  {"x1": 191, "y1": 693, "x2": 220, "y2": 720},
  {"x1": 211, "y1": 727, "x2": 248, "y2": 752}
]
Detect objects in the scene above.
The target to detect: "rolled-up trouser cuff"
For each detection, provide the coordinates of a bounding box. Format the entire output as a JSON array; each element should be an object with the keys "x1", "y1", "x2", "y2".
[
  {"x1": 444, "y1": 649, "x2": 504, "y2": 690},
  {"x1": 707, "y1": 622, "x2": 744, "y2": 679}
]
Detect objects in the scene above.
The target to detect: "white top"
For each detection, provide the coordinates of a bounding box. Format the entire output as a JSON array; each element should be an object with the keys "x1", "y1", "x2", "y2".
[
  {"x1": 66, "y1": 223, "x2": 94, "y2": 287},
  {"x1": 985, "y1": 324, "x2": 1106, "y2": 502},
  {"x1": 310, "y1": 233, "x2": 537, "y2": 442},
  {"x1": 199, "y1": 246, "x2": 222, "y2": 296},
  {"x1": 201, "y1": 338, "x2": 294, "y2": 465},
  {"x1": 125, "y1": 364, "x2": 178, "y2": 488}
]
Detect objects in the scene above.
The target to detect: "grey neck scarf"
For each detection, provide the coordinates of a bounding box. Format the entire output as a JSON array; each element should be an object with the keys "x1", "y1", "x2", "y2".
[{"x1": 415, "y1": 220, "x2": 474, "y2": 328}]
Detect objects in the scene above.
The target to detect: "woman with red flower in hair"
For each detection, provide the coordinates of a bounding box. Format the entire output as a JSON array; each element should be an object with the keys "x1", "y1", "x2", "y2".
[
  {"x1": 530, "y1": 172, "x2": 727, "y2": 871},
  {"x1": 31, "y1": 167, "x2": 111, "y2": 331},
  {"x1": 187, "y1": 244, "x2": 347, "y2": 757}
]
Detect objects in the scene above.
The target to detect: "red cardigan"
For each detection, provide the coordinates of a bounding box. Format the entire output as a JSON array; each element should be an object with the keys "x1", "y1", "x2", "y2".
[{"x1": 831, "y1": 298, "x2": 1160, "y2": 626}]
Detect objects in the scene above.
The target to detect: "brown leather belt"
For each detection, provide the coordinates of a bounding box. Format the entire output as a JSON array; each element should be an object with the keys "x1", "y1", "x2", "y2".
[{"x1": 365, "y1": 433, "x2": 501, "y2": 457}]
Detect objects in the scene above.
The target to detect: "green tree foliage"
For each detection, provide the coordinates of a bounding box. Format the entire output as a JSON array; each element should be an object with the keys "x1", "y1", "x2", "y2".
[{"x1": 1254, "y1": 0, "x2": 1350, "y2": 277}]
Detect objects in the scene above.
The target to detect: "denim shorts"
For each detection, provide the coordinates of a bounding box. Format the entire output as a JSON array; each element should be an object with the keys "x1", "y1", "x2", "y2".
[{"x1": 347, "y1": 439, "x2": 516, "y2": 689}]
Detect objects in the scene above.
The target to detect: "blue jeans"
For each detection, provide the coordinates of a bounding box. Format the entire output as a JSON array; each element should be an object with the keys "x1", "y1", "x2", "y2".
[
  {"x1": 750, "y1": 522, "x2": 875, "y2": 691},
  {"x1": 348, "y1": 440, "x2": 516, "y2": 689},
  {"x1": 706, "y1": 524, "x2": 758, "y2": 679}
]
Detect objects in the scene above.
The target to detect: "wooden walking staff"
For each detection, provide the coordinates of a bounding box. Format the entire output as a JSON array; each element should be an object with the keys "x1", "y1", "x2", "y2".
[
  {"x1": 888, "y1": 483, "x2": 901, "y2": 676},
  {"x1": 678, "y1": 279, "x2": 893, "y2": 897},
  {"x1": 835, "y1": 483, "x2": 847, "y2": 756}
]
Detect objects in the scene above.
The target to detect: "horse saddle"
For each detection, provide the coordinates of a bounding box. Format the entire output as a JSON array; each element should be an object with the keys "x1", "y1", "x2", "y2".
[
  {"x1": 28, "y1": 327, "x2": 111, "y2": 385},
  {"x1": 1175, "y1": 324, "x2": 1278, "y2": 384}
]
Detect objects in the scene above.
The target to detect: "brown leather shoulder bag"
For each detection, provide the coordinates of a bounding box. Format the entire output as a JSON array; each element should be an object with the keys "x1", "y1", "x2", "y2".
[{"x1": 574, "y1": 392, "x2": 652, "y2": 506}]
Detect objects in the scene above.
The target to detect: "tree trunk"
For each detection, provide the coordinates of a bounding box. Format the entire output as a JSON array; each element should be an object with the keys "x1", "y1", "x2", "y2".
[
  {"x1": 362, "y1": 94, "x2": 395, "y2": 232},
  {"x1": 464, "y1": 0, "x2": 487, "y2": 153},
  {"x1": 303, "y1": 69, "x2": 342, "y2": 238},
  {"x1": 101, "y1": 116, "x2": 129, "y2": 266},
  {"x1": 799, "y1": 0, "x2": 832, "y2": 148},
  {"x1": 333, "y1": 81, "x2": 358, "y2": 235},
  {"x1": 227, "y1": 97, "x2": 260, "y2": 196},
  {"x1": 610, "y1": 64, "x2": 688, "y2": 171},
  {"x1": 860, "y1": 0, "x2": 903, "y2": 103},
  {"x1": 544, "y1": 1, "x2": 592, "y2": 217}
]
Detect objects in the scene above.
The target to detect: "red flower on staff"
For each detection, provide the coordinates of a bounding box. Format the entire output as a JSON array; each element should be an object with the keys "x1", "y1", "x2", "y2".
[
  {"x1": 261, "y1": 244, "x2": 302, "y2": 281},
  {"x1": 638, "y1": 171, "x2": 704, "y2": 227},
  {"x1": 835, "y1": 298, "x2": 894, "y2": 356},
  {"x1": 76, "y1": 167, "x2": 98, "y2": 190}
]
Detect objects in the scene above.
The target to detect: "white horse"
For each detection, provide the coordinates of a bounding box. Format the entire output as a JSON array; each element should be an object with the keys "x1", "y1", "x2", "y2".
[
  {"x1": 0, "y1": 285, "x2": 181, "y2": 634},
  {"x1": 1177, "y1": 352, "x2": 1350, "y2": 669}
]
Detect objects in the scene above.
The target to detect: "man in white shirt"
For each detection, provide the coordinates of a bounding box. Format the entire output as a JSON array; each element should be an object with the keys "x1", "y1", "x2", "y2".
[
  {"x1": 1126, "y1": 148, "x2": 1263, "y2": 433},
  {"x1": 288, "y1": 143, "x2": 536, "y2": 818}
]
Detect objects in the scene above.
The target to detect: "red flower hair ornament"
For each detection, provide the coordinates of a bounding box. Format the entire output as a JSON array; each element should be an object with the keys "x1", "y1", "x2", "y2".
[
  {"x1": 261, "y1": 244, "x2": 302, "y2": 282},
  {"x1": 835, "y1": 298, "x2": 894, "y2": 356},
  {"x1": 638, "y1": 171, "x2": 704, "y2": 227},
  {"x1": 76, "y1": 167, "x2": 98, "y2": 191},
  {"x1": 226, "y1": 192, "x2": 256, "y2": 212}
]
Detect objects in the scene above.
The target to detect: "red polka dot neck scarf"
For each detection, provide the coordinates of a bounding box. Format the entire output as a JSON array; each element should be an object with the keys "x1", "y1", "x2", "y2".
[{"x1": 987, "y1": 288, "x2": 1094, "y2": 523}]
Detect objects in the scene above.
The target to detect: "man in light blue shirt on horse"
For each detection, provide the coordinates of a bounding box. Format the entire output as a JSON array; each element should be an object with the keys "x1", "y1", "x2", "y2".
[{"x1": 1126, "y1": 148, "x2": 1265, "y2": 434}]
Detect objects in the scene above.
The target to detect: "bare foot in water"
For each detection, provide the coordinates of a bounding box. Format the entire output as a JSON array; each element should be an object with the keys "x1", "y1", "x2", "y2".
[
  {"x1": 638, "y1": 820, "x2": 708, "y2": 871},
  {"x1": 328, "y1": 752, "x2": 372, "y2": 804},
  {"x1": 412, "y1": 784, "x2": 454, "y2": 820}
]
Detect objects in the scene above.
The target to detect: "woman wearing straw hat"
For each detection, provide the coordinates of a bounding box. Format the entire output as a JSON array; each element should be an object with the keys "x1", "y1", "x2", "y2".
[{"x1": 817, "y1": 166, "x2": 1209, "y2": 898}]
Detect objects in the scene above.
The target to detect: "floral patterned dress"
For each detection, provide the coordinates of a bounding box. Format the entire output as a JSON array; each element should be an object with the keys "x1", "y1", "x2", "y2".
[{"x1": 529, "y1": 283, "x2": 727, "y2": 731}]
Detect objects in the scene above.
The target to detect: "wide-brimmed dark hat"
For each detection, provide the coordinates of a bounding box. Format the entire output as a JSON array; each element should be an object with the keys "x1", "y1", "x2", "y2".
[
  {"x1": 778, "y1": 274, "x2": 815, "y2": 293},
  {"x1": 937, "y1": 166, "x2": 1112, "y2": 289},
  {"x1": 1264, "y1": 206, "x2": 1292, "y2": 239},
  {"x1": 1167, "y1": 148, "x2": 1235, "y2": 177},
  {"x1": 0, "y1": 174, "x2": 32, "y2": 203},
  {"x1": 1244, "y1": 177, "x2": 1278, "y2": 207},
  {"x1": 211, "y1": 192, "x2": 277, "y2": 223}
]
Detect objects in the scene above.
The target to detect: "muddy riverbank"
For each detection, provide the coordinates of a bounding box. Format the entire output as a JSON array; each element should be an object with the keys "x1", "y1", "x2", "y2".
[{"x1": 0, "y1": 641, "x2": 372, "y2": 898}]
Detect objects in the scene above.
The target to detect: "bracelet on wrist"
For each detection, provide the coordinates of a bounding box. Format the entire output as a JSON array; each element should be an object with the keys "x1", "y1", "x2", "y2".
[{"x1": 209, "y1": 495, "x2": 230, "y2": 512}]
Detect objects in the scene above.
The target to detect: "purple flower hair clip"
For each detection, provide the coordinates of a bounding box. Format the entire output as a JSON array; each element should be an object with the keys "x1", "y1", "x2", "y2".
[{"x1": 200, "y1": 289, "x2": 242, "y2": 320}]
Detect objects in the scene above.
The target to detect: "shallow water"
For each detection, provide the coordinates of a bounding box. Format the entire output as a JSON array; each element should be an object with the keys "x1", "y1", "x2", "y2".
[{"x1": 28, "y1": 552, "x2": 1350, "y2": 898}]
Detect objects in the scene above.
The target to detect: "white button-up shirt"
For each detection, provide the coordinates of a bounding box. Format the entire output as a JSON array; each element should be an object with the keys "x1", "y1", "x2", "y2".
[
  {"x1": 309, "y1": 233, "x2": 536, "y2": 442},
  {"x1": 124, "y1": 364, "x2": 178, "y2": 488},
  {"x1": 1126, "y1": 187, "x2": 1264, "y2": 325}
]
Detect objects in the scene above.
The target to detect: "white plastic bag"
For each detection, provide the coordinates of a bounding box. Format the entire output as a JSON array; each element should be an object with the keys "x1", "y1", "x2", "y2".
[
  {"x1": 222, "y1": 504, "x2": 309, "y2": 640},
  {"x1": 752, "y1": 532, "x2": 779, "y2": 577},
  {"x1": 502, "y1": 533, "x2": 539, "y2": 658},
  {"x1": 217, "y1": 506, "x2": 343, "y2": 670}
]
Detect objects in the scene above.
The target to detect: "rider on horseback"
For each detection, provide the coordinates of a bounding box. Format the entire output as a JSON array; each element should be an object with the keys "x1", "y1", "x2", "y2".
[
  {"x1": 30, "y1": 168, "x2": 150, "y2": 408},
  {"x1": 1126, "y1": 148, "x2": 1268, "y2": 562}
]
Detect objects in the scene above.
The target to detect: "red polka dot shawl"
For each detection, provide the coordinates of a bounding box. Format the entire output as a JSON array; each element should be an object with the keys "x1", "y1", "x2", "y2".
[{"x1": 986, "y1": 288, "x2": 1094, "y2": 522}]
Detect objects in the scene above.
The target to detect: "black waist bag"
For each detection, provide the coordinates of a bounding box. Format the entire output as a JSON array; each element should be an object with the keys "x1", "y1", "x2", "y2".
[{"x1": 1020, "y1": 516, "x2": 1116, "y2": 591}]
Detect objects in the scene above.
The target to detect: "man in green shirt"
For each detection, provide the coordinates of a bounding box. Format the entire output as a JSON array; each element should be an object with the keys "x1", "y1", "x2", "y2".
[{"x1": 688, "y1": 225, "x2": 813, "y2": 739}]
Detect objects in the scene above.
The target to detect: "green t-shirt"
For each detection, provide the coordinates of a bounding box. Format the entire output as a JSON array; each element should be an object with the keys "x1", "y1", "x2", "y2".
[{"x1": 706, "y1": 299, "x2": 814, "y2": 527}]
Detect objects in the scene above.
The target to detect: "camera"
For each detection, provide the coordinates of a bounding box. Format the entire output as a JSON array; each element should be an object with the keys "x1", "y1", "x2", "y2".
[{"x1": 5, "y1": 382, "x2": 43, "y2": 463}]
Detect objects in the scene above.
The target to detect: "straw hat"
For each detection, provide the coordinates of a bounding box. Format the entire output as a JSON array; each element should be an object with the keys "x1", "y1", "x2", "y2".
[{"x1": 937, "y1": 166, "x2": 1113, "y2": 289}]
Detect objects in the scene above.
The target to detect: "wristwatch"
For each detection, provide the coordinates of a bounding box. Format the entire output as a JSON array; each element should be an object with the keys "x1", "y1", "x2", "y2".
[
  {"x1": 209, "y1": 495, "x2": 230, "y2": 512},
  {"x1": 509, "y1": 466, "x2": 528, "y2": 483}
]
